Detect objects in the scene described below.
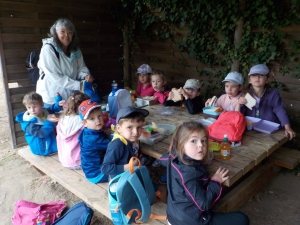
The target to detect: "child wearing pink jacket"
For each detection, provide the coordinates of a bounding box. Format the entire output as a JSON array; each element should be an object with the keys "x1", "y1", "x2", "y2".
[{"x1": 56, "y1": 92, "x2": 89, "y2": 169}]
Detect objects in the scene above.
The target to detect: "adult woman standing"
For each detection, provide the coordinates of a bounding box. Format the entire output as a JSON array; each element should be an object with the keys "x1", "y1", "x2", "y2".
[{"x1": 36, "y1": 18, "x2": 94, "y2": 106}]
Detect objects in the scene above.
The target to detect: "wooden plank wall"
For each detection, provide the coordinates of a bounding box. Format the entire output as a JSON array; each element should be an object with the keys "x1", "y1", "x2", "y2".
[
  {"x1": 132, "y1": 25, "x2": 300, "y2": 114},
  {"x1": 0, "y1": 0, "x2": 123, "y2": 148}
]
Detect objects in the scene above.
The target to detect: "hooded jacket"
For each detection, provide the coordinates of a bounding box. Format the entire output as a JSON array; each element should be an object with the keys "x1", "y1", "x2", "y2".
[
  {"x1": 15, "y1": 109, "x2": 57, "y2": 156},
  {"x1": 56, "y1": 115, "x2": 83, "y2": 167},
  {"x1": 160, "y1": 153, "x2": 222, "y2": 225},
  {"x1": 36, "y1": 37, "x2": 90, "y2": 104},
  {"x1": 78, "y1": 128, "x2": 110, "y2": 179}
]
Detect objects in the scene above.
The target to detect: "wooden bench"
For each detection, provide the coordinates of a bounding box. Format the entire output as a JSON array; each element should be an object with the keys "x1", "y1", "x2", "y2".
[
  {"x1": 268, "y1": 147, "x2": 300, "y2": 170},
  {"x1": 18, "y1": 146, "x2": 168, "y2": 225}
]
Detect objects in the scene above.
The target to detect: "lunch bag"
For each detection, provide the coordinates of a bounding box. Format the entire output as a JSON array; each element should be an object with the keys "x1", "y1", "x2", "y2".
[
  {"x1": 80, "y1": 80, "x2": 101, "y2": 103},
  {"x1": 108, "y1": 89, "x2": 132, "y2": 118},
  {"x1": 25, "y1": 43, "x2": 59, "y2": 85},
  {"x1": 207, "y1": 111, "x2": 246, "y2": 142},
  {"x1": 11, "y1": 199, "x2": 66, "y2": 225},
  {"x1": 52, "y1": 201, "x2": 93, "y2": 225},
  {"x1": 108, "y1": 157, "x2": 166, "y2": 225}
]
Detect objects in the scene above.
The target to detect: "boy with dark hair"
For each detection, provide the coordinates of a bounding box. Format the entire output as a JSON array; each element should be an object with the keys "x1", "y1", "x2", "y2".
[
  {"x1": 15, "y1": 91, "x2": 62, "y2": 156},
  {"x1": 101, "y1": 106, "x2": 149, "y2": 179},
  {"x1": 78, "y1": 99, "x2": 110, "y2": 183}
]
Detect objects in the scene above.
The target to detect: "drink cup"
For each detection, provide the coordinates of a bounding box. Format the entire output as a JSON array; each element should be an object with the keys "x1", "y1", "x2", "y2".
[{"x1": 246, "y1": 121, "x2": 253, "y2": 130}]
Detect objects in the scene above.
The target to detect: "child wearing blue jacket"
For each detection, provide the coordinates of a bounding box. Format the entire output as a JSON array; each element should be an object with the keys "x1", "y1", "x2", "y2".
[
  {"x1": 78, "y1": 99, "x2": 110, "y2": 183},
  {"x1": 15, "y1": 91, "x2": 62, "y2": 156}
]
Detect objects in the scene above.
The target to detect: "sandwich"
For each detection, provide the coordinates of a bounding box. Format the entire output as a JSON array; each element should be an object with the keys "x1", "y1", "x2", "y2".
[
  {"x1": 171, "y1": 88, "x2": 183, "y2": 102},
  {"x1": 244, "y1": 93, "x2": 256, "y2": 110},
  {"x1": 208, "y1": 96, "x2": 218, "y2": 106}
]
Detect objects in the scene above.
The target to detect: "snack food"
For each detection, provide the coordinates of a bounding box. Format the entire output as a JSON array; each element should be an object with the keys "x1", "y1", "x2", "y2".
[
  {"x1": 214, "y1": 107, "x2": 223, "y2": 112},
  {"x1": 244, "y1": 93, "x2": 256, "y2": 110},
  {"x1": 142, "y1": 96, "x2": 156, "y2": 101},
  {"x1": 208, "y1": 96, "x2": 218, "y2": 106},
  {"x1": 171, "y1": 88, "x2": 182, "y2": 102}
]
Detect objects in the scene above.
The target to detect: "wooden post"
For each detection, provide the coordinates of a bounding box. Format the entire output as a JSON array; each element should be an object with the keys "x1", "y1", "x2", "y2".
[
  {"x1": 231, "y1": 0, "x2": 246, "y2": 72},
  {"x1": 123, "y1": 24, "x2": 130, "y2": 88}
]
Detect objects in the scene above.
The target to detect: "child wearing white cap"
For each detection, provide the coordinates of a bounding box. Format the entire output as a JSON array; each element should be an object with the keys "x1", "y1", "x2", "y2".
[
  {"x1": 237, "y1": 64, "x2": 296, "y2": 140},
  {"x1": 205, "y1": 71, "x2": 244, "y2": 111},
  {"x1": 165, "y1": 78, "x2": 204, "y2": 114},
  {"x1": 136, "y1": 64, "x2": 155, "y2": 97}
]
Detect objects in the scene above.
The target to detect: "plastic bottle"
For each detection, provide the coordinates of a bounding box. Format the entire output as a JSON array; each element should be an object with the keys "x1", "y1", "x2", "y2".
[
  {"x1": 111, "y1": 80, "x2": 118, "y2": 94},
  {"x1": 220, "y1": 134, "x2": 231, "y2": 160},
  {"x1": 54, "y1": 92, "x2": 62, "y2": 110}
]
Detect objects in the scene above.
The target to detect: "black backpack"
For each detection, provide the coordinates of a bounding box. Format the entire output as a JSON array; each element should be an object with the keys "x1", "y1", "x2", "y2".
[{"x1": 25, "y1": 43, "x2": 59, "y2": 85}]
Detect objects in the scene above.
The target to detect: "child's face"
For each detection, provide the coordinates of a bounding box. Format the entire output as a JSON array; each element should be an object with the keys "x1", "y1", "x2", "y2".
[
  {"x1": 184, "y1": 88, "x2": 200, "y2": 100},
  {"x1": 151, "y1": 75, "x2": 165, "y2": 92},
  {"x1": 224, "y1": 82, "x2": 243, "y2": 98},
  {"x1": 138, "y1": 74, "x2": 150, "y2": 84},
  {"x1": 26, "y1": 102, "x2": 43, "y2": 117},
  {"x1": 183, "y1": 130, "x2": 207, "y2": 161},
  {"x1": 116, "y1": 119, "x2": 144, "y2": 142},
  {"x1": 248, "y1": 74, "x2": 268, "y2": 88},
  {"x1": 83, "y1": 108, "x2": 104, "y2": 130}
]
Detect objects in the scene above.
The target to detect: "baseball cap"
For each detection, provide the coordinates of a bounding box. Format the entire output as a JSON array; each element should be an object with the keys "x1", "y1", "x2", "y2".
[
  {"x1": 248, "y1": 64, "x2": 269, "y2": 76},
  {"x1": 183, "y1": 79, "x2": 201, "y2": 90},
  {"x1": 117, "y1": 106, "x2": 149, "y2": 123},
  {"x1": 222, "y1": 71, "x2": 244, "y2": 85},
  {"x1": 78, "y1": 99, "x2": 102, "y2": 120},
  {"x1": 136, "y1": 64, "x2": 152, "y2": 74}
]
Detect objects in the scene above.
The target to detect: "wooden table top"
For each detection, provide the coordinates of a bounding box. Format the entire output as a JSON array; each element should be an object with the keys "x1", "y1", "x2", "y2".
[{"x1": 140, "y1": 105, "x2": 288, "y2": 187}]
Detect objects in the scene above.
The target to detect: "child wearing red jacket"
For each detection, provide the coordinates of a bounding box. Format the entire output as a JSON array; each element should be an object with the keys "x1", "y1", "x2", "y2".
[{"x1": 151, "y1": 70, "x2": 170, "y2": 104}]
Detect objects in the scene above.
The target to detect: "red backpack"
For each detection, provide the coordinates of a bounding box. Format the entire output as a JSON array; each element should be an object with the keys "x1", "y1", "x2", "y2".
[{"x1": 207, "y1": 111, "x2": 246, "y2": 142}]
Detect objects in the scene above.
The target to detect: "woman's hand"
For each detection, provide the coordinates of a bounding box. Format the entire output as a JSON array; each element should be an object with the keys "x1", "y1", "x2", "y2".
[
  {"x1": 211, "y1": 167, "x2": 229, "y2": 184},
  {"x1": 85, "y1": 75, "x2": 94, "y2": 83}
]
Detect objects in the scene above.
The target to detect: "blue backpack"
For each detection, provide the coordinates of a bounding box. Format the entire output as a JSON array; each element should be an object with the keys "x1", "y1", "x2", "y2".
[
  {"x1": 108, "y1": 89, "x2": 132, "y2": 118},
  {"x1": 52, "y1": 201, "x2": 93, "y2": 225},
  {"x1": 108, "y1": 157, "x2": 166, "y2": 225}
]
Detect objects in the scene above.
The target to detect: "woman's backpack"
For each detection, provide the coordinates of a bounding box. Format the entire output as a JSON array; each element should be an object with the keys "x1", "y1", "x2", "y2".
[
  {"x1": 207, "y1": 111, "x2": 246, "y2": 142},
  {"x1": 108, "y1": 157, "x2": 166, "y2": 225},
  {"x1": 25, "y1": 43, "x2": 59, "y2": 85}
]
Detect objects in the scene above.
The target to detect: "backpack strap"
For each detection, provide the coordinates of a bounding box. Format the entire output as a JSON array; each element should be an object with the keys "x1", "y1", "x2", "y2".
[{"x1": 40, "y1": 43, "x2": 60, "y2": 80}]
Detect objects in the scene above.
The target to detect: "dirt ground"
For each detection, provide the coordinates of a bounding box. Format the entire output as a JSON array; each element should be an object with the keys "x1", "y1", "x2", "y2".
[{"x1": 1, "y1": 75, "x2": 300, "y2": 224}]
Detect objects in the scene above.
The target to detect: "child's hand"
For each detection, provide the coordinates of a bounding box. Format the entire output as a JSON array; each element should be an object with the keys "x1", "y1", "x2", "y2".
[
  {"x1": 205, "y1": 98, "x2": 212, "y2": 107},
  {"x1": 59, "y1": 100, "x2": 66, "y2": 107},
  {"x1": 167, "y1": 91, "x2": 174, "y2": 100},
  {"x1": 211, "y1": 167, "x2": 229, "y2": 184},
  {"x1": 132, "y1": 157, "x2": 139, "y2": 166},
  {"x1": 47, "y1": 114, "x2": 59, "y2": 123},
  {"x1": 285, "y1": 124, "x2": 296, "y2": 140},
  {"x1": 178, "y1": 87, "x2": 188, "y2": 99},
  {"x1": 238, "y1": 97, "x2": 247, "y2": 105}
]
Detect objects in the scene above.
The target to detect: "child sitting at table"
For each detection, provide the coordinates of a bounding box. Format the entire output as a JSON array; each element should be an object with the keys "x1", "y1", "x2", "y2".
[
  {"x1": 136, "y1": 64, "x2": 155, "y2": 97},
  {"x1": 56, "y1": 92, "x2": 89, "y2": 170},
  {"x1": 205, "y1": 71, "x2": 244, "y2": 111},
  {"x1": 159, "y1": 121, "x2": 249, "y2": 225},
  {"x1": 78, "y1": 99, "x2": 110, "y2": 183},
  {"x1": 164, "y1": 78, "x2": 204, "y2": 114},
  {"x1": 101, "y1": 106, "x2": 149, "y2": 179},
  {"x1": 151, "y1": 70, "x2": 170, "y2": 104},
  {"x1": 237, "y1": 64, "x2": 296, "y2": 140},
  {"x1": 15, "y1": 91, "x2": 62, "y2": 156}
]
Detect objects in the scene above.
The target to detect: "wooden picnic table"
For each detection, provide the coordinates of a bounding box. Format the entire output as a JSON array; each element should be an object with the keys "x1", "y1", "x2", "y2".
[{"x1": 139, "y1": 104, "x2": 288, "y2": 187}]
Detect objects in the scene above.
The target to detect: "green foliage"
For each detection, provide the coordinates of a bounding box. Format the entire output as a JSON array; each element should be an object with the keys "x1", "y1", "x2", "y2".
[{"x1": 110, "y1": 0, "x2": 300, "y2": 90}]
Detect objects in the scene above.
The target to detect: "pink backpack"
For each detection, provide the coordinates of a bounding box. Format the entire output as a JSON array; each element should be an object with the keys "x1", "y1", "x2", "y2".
[
  {"x1": 207, "y1": 111, "x2": 246, "y2": 142},
  {"x1": 11, "y1": 199, "x2": 66, "y2": 225}
]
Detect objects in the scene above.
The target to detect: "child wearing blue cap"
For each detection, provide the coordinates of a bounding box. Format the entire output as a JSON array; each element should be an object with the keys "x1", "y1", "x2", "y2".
[
  {"x1": 205, "y1": 71, "x2": 244, "y2": 111},
  {"x1": 77, "y1": 99, "x2": 110, "y2": 183},
  {"x1": 101, "y1": 106, "x2": 149, "y2": 179},
  {"x1": 238, "y1": 64, "x2": 296, "y2": 140}
]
